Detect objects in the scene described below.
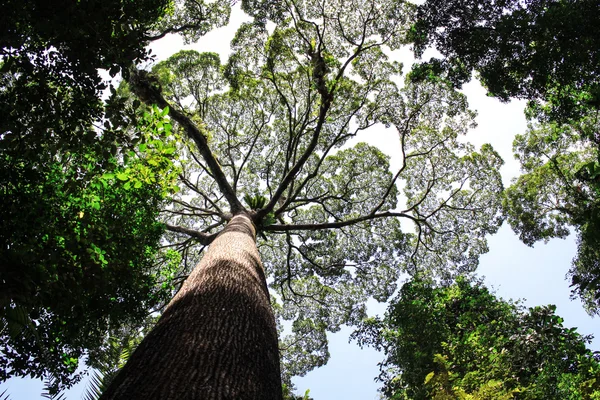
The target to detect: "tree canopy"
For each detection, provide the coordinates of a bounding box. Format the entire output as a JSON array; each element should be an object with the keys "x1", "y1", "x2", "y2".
[
  {"x1": 410, "y1": 0, "x2": 600, "y2": 122},
  {"x1": 354, "y1": 277, "x2": 600, "y2": 399},
  {"x1": 0, "y1": 0, "x2": 172, "y2": 156},
  {"x1": 503, "y1": 111, "x2": 600, "y2": 314},
  {"x1": 124, "y1": 0, "x2": 505, "y2": 387}
]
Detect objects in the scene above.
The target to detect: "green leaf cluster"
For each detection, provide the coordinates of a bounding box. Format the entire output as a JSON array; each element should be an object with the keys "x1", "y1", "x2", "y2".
[
  {"x1": 353, "y1": 277, "x2": 600, "y2": 400},
  {"x1": 0, "y1": 0, "x2": 172, "y2": 164},
  {"x1": 244, "y1": 193, "x2": 268, "y2": 210},
  {"x1": 0, "y1": 103, "x2": 180, "y2": 388}
]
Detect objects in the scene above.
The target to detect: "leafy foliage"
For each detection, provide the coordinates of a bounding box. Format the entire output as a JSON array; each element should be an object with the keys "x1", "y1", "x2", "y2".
[
  {"x1": 41, "y1": 376, "x2": 67, "y2": 400},
  {"x1": 410, "y1": 0, "x2": 600, "y2": 122},
  {"x1": 282, "y1": 384, "x2": 313, "y2": 400},
  {"x1": 0, "y1": 106, "x2": 180, "y2": 389},
  {"x1": 81, "y1": 321, "x2": 155, "y2": 400},
  {"x1": 504, "y1": 110, "x2": 600, "y2": 314},
  {"x1": 149, "y1": 0, "x2": 233, "y2": 42},
  {"x1": 353, "y1": 277, "x2": 600, "y2": 399}
]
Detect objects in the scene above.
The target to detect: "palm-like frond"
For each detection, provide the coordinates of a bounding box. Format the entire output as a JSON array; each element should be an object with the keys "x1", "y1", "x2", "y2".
[
  {"x1": 41, "y1": 375, "x2": 67, "y2": 400},
  {"x1": 1, "y1": 303, "x2": 37, "y2": 340},
  {"x1": 0, "y1": 388, "x2": 11, "y2": 400},
  {"x1": 82, "y1": 337, "x2": 134, "y2": 400},
  {"x1": 82, "y1": 369, "x2": 106, "y2": 400}
]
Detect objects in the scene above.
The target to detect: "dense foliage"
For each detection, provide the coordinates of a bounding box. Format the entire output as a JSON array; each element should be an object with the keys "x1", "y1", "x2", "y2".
[
  {"x1": 0, "y1": 0, "x2": 171, "y2": 155},
  {"x1": 410, "y1": 0, "x2": 600, "y2": 122},
  {"x1": 504, "y1": 111, "x2": 600, "y2": 314},
  {"x1": 0, "y1": 106, "x2": 180, "y2": 387},
  {"x1": 354, "y1": 277, "x2": 600, "y2": 399}
]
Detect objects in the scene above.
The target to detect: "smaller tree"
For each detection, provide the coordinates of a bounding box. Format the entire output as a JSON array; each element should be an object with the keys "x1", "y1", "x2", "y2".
[
  {"x1": 0, "y1": 106, "x2": 180, "y2": 389},
  {"x1": 503, "y1": 111, "x2": 600, "y2": 314},
  {"x1": 353, "y1": 277, "x2": 600, "y2": 399},
  {"x1": 409, "y1": 0, "x2": 600, "y2": 122}
]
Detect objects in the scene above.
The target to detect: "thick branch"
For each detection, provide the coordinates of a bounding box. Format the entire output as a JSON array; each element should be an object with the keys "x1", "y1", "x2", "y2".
[
  {"x1": 165, "y1": 223, "x2": 218, "y2": 245},
  {"x1": 145, "y1": 24, "x2": 207, "y2": 41},
  {"x1": 263, "y1": 211, "x2": 420, "y2": 232},
  {"x1": 129, "y1": 70, "x2": 245, "y2": 214}
]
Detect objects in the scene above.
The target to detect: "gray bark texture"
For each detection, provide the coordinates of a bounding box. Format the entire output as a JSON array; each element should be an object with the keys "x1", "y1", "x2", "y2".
[{"x1": 100, "y1": 214, "x2": 283, "y2": 400}]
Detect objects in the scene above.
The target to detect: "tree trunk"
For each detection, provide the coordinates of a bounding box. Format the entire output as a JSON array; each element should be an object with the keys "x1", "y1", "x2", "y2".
[{"x1": 100, "y1": 214, "x2": 282, "y2": 400}]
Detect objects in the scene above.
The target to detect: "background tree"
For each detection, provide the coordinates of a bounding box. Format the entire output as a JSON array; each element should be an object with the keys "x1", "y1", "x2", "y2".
[
  {"x1": 409, "y1": 0, "x2": 600, "y2": 314},
  {"x1": 409, "y1": 0, "x2": 600, "y2": 122},
  {"x1": 353, "y1": 277, "x2": 600, "y2": 399},
  {"x1": 504, "y1": 111, "x2": 600, "y2": 314},
  {"x1": 0, "y1": 0, "x2": 237, "y2": 390},
  {"x1": 100, "y1": 0, "x2": 505, "y2": 398},
  {"x1": 0, "y1": 105, "x2": 180, "y2": 389}
]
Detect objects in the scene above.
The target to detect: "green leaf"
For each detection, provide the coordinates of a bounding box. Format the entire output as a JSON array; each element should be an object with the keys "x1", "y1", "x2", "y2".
[{"x1": 424, "y1": 371, "x2": 435, "y2": 384}]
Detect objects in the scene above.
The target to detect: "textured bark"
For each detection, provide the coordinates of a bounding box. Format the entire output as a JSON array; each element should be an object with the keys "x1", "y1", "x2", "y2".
[{"x1": 100, "y1": 214, "x2": 282, "y2": 400}]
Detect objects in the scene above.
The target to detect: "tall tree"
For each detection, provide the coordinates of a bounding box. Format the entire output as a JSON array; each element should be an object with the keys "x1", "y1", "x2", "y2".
[
  {"x1": 353, "y1": 277, "x2": 600, "y2": 399},
  {"x1": 100, "y1": 1, "x2": 505, "y2": 398}
]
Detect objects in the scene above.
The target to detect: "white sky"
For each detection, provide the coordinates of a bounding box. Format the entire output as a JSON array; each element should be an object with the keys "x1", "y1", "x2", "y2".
[{"x1": 4, "y1": 4, "x2": 598, "y2": 399}]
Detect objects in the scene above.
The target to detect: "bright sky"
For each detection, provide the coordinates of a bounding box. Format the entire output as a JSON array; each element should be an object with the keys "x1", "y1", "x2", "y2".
[{"x1": 4, "y1": 4, "x2": 598, "y2": 399}]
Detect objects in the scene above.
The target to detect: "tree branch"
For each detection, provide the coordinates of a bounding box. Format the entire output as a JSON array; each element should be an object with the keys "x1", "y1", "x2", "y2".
[
  {"x1": 263, "y1": 211, "x2": 421, "y2": 232},
  {"x1": 145, "y1": 24, "x2": 206, "y2": 41},
  {"x1": 164, "y1": 223, "x2": 218, "y2": 245},
  {"x1": 129, "y1": 69, "x2": 245, "y2": 214}
]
